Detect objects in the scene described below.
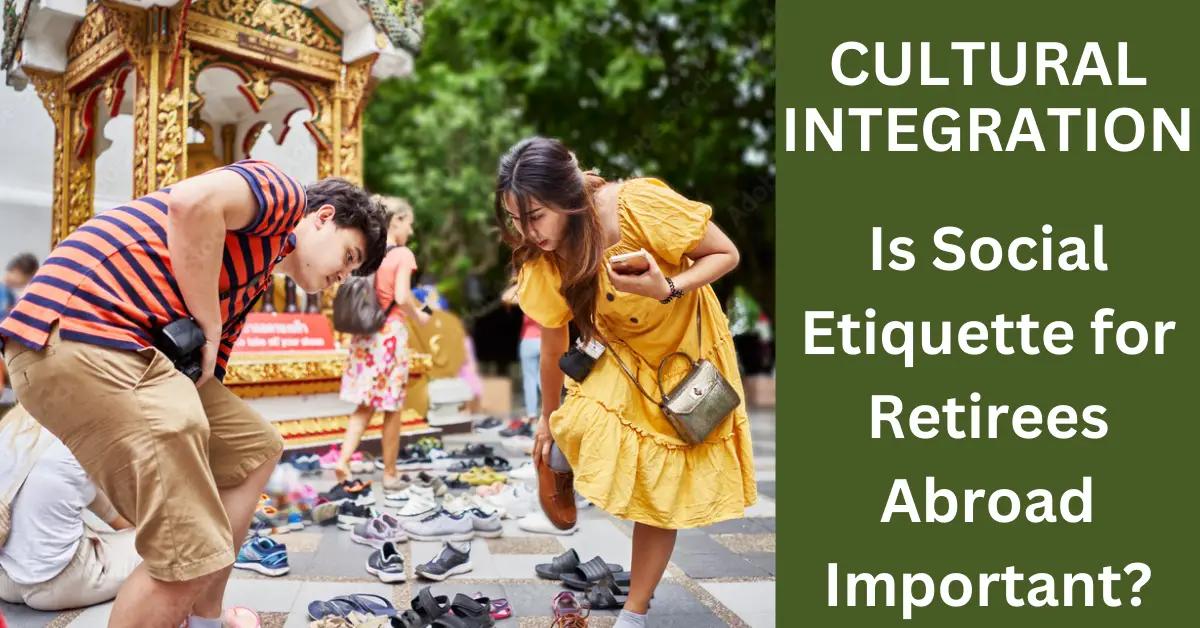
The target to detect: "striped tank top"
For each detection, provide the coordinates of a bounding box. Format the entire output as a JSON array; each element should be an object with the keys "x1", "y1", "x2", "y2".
[{"x1": 0, "y1": 160, "x2": 306, "y2": 380}]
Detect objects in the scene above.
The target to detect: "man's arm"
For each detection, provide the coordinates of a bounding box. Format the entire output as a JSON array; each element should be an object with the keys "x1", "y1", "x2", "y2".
[{"x1": 165, "y1": 169, "x2": 259, "y2": 387}]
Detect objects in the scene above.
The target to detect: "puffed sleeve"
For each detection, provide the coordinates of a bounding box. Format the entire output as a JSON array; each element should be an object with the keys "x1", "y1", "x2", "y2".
[
  {"x1": 516, "y1": 256, "x2": 573, "y2": 329},
  {"x1": 621, "y1": 178, "x2": 713, "y2": 265}
]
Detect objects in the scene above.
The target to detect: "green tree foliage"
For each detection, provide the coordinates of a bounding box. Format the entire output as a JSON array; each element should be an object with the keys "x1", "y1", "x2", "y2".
[{"x1": 364, "y1": 0, "x2": 774, "y2": 314}]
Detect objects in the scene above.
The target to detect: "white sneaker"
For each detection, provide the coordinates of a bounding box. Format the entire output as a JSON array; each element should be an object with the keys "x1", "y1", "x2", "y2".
[
  {"x1": 501, "y1": 436, "x2": 534, "y2": 457},
  {"x1": 395, "y1": 495, "x2": 440, "y2": 519},
  {"x1": 385, "y1": 484, "x2": 435, "y2": 504},
  {"x1": 509, "y1": 462, "x2": 536, "y2": 482},
  {"x1": 482, "y1": 484, "x2": 536, "y2": 519},
  {"x1": 517, "y1": 511, "x2": 577, "y2": 536},
  {"x1": 441, "y1": 494, "x2": 473, "y2": 515}
]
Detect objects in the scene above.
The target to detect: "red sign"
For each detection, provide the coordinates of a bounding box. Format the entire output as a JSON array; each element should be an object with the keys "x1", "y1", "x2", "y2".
[{"x1": 233, "y1": 313, "x2": 336, "y2": 353}]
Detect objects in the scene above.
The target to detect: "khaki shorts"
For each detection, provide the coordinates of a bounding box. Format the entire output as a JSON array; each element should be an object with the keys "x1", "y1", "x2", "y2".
[{"x1": 3, "y1": 327, "x2": 283, "y2": 582}]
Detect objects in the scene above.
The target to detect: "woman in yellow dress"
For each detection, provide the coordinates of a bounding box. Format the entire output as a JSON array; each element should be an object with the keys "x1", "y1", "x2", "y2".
[{"x1": 494, "y1": 137, "x2": 756, "y2": 626}]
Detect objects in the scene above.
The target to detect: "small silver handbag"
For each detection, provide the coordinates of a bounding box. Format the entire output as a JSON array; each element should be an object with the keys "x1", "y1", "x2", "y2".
[{"x1": 608, "y1": 301, "x2": 741, "y2": 445}]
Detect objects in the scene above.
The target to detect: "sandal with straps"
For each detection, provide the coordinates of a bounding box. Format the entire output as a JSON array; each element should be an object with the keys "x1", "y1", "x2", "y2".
[
  {"x1": 561, "y1": 556, "x2": 630, "y2": 591},
  {"x1": 411, "y1": 586, "x2": 451, "y2": 624},
  {"x1": 583, "y1": 574, "x2": 629, "y2": 611},
  {"x1": 535, "y1": 548, "x2": 623, "y2": 581},
  {"x1": 552, "y1": 591, "x2": 589, "y2": 627}
]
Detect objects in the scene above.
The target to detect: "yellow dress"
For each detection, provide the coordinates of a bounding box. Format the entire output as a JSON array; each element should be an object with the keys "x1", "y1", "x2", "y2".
[{"x1": 517, "y1": 178, "x2": 757, "y2": 529}]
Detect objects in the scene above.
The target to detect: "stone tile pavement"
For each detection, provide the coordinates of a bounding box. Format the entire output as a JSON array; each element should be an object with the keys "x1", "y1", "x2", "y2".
[{"x1": 1, "y1": 410, "x2": 776, "y2": 627}]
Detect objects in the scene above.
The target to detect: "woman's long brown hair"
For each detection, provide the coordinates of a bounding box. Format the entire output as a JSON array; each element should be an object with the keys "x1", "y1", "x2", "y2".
[{"x1": 494, "y1": 137, "x2": 607, "y2": 341}]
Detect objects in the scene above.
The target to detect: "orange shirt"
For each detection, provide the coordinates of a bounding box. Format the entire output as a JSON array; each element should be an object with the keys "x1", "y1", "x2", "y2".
[{"x1": 0, "y1": 160, "x2": 305, "y2": 380}]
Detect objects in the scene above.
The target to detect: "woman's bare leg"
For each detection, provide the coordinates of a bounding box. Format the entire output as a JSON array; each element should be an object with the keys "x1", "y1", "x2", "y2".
[
  {"x1": 335, "y1": 404, "x2": 374, "y2": 481},
  {"x1": 626, "y1": 522, "x2": 677, "y2": 613}
]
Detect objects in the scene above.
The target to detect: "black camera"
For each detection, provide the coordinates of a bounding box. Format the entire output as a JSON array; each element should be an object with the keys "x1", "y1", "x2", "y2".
[
  {"x1": 153, "y1": 318, "x2": 207, "y2": 382},
  {"x1": 558, "y1": 338, "x2": 605, "y2": 382}
]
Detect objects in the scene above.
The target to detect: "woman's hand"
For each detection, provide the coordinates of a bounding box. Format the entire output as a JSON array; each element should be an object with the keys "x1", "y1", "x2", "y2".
[
  {"x1": 533, "y1": 415, "x2": 554, "y2": 466},
  {"x1": 606, "y1": 255, "x2": 670, "y2": 301}
]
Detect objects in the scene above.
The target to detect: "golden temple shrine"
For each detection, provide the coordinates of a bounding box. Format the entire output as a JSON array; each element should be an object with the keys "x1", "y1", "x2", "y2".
[{"x1": 3, "y1": 0, "x2": 468, "y2": 450}]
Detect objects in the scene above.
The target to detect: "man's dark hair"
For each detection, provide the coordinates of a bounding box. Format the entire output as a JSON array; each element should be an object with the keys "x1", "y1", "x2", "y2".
[
  {"x1": 6, "y1": 253, "x2": 38, "y2": 276},
  {"x1": 304, "y1": 178, "x2": 389, "y2": 276}
]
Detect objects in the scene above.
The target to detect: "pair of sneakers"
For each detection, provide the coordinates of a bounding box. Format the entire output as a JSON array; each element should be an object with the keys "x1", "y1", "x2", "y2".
[
  {"x1": 384, "y1": 472, "x2": 448, "y2": 502},
  {"x1": 402, "y1": 508, "x2": 502, "y2": 542}
]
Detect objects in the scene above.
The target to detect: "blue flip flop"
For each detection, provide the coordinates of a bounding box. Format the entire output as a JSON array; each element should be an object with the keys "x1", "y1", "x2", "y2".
[{"x1": 306, "y1": 593, "x2": 397, "y2": 619}]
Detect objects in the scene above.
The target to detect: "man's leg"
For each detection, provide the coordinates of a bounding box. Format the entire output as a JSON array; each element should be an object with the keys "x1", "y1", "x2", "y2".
[
  {"x1": 190, "y1": 457, "x2": 277, "y2": 618},
  {"x1": 191, "y1": 379, "x2": 286, "y2": 621},
  {"x1": 8, "y1": 336, "x2": 236, "y2": 628}
]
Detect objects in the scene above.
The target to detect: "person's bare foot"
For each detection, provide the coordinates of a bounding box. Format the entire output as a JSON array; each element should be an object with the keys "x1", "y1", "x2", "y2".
[{"x1": 334, "y1": 462, "x2": 352, "y2": 483}]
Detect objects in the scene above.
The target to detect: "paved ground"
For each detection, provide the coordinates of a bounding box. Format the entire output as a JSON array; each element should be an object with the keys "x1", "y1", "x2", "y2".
[{"x1": 1, "y1": 409, "x2": 776, "y2": 627}]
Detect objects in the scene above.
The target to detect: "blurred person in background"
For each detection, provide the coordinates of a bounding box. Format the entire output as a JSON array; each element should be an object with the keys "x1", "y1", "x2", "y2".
[
  {"x1": 503, "y1": 282, "x2": 543, "y2": 422},
  {"x1": 336, "y1": 197, "x2": 430, "y2": 487},
  {"x1": 0, "y1": 254, "x2": 37, "y2": 318}
]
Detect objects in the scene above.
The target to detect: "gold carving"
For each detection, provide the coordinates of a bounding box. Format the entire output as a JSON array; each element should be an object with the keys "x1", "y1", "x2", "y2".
[
  {"x1": 132, "y1": 84, "x2": 151, "y2": 196},
  {"x1": 196, "y1": 0, "x2": 340, "y2": 53},
  {"x1": 100, "y1": 1, "x2": 149, "y2": 80},
  {"x1": 337, "y1": 129, "x2": 359, "y2": 182},
  {"x1": 28, "y1": 71, "x2": 68, "y2": 245},
  {"x1": 67, "y1": 158, "x2": 94, "y2": 232},
  {"x1": 186, "y1": 14, "x2": 340, "y2": 82},
  {"x1": 68, "y1": 4, "x2": 111, "y2": 60},
  {"x1": 27, "y1": 71, "x2": 64, "y2": 121},
  {"x1": 247, "y1": 64, "x2": 272, "y2": 104},
  {"x1": 154, "y1": 88, "x2": 185, "y2": 186},
  {"x1": 223, "y1": 353, "x2": 348, "y2": 385},
  {"x1": 65, "y1": 33, "x2": 123, "y2": 90}
]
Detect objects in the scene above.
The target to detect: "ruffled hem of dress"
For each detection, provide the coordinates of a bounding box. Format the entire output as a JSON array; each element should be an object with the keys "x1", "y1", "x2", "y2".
[{"x1": 552, "y1": 392, "x2": 758, "y2": 530}]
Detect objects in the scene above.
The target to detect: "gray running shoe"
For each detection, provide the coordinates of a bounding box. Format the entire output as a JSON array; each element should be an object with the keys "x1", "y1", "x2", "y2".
[
  {"x1": 467, "y1": 508, "x2": 503, "y2": 539},
  {"x1": 365, "y1": 541, "x2": 407, "y2": 583},
  {"x1": 403, "y1": 509, "x2": 475, "y2": 542},
  {"x1": 351, "y1": 513, "x2": 407, "y2": 548},
  {"x1": 414, "y1": 542, "x2": 473, "y2": 581}
]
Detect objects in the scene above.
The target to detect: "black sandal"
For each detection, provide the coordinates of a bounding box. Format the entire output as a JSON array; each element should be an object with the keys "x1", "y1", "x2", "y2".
[
  {"x1": 391, "y1": 610, "x2": 426, "y2": 628},
  {"x1": 448, "y1": 593, "x2": 495, "y2": 627},
  {"x1": 411, "y1": 587, "x2": 450, "y2": 624},
  {"x1": 583, "y1": 574, "x2": 629, "y2": 610},
  {"x1": 535, "y1": 549, "x2": 623, "y2": 580},
  {"x1": 561, "y1": 556, "x2": 629, "y2": 590}
]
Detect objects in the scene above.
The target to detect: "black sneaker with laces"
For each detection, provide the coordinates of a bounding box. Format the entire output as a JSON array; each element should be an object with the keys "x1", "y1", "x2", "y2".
[
  {"x1": 414, "y1": 542, "x2": 473, "y2": 581},
  {"x1": 336, "y1": 501, "x2": 377, "y2": 530}
]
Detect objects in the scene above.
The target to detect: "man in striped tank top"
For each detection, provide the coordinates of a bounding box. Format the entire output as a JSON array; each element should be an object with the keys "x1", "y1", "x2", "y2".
[{"x1": 0, "y1": 160, "x2": 388, "y2": 628}]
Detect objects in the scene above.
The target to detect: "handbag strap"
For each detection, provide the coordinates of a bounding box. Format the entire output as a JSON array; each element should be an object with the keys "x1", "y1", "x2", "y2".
[{"x1": 603, "y1": 294, "x2": 705, "y2": 405}]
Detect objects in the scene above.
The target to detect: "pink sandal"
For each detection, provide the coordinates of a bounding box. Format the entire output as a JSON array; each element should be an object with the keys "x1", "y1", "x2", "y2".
[{"x1": 223, "y1": 606, "x2": 261, "y2": 628}]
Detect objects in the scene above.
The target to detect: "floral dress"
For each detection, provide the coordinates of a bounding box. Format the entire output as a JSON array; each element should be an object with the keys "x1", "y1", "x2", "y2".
[{"x1": 339, "y1": 247, "x2": 416, "y2": 411}]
